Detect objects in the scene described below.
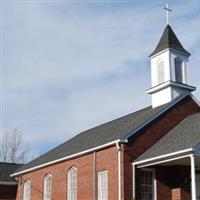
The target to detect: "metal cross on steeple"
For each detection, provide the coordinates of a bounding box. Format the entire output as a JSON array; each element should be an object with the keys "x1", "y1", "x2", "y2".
[{"x1": 164, "y1": 4, "x2": 172, "y2": 25}]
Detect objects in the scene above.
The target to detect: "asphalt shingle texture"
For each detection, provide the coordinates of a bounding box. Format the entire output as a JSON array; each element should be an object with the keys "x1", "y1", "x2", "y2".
[
  {"x1": 135, "y1": 112, "x2": 200, "y2": 162},
  {"x1": 150, "y1": 25, "x2": 191, "y2": 57},
  {"x1": 0, "y1": 162, "x2": 23, "y2": 182},
  {"x1": 14, "y1": 104, "x2": 167, "y2": 174}
]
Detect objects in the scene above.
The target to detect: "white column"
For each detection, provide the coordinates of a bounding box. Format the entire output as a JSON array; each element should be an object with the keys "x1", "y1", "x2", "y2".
[
  {"x1": 191, "y1": 154, "x2": 196, "y2": 200},
  {"x1": 132, "y1": 164, "x2": 136, "y2": 199}
]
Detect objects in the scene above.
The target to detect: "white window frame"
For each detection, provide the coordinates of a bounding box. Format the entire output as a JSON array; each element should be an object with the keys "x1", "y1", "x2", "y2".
[
  {"x1": 43, "y1": 174, "x2": 52, "y2": 200},
  {"x1": 23, "y1": 180, "x2": 31, "y2": 200},
  {"x1": 98, "y1": 171, "x2": 108, "y2": 200},
  {"x1": 140, "y1": 168, "x2": 157, "y2": 200},
  {"x1": 67, "y1": 167, "x2": 77, "y2": 200}
]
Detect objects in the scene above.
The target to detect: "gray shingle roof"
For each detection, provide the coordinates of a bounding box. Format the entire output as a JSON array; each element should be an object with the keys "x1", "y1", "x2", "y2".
[
  {"x1": 0, "y1": 162, "x2": 22, "y2": 183},
  {"x1": 14, "y1": 106, "x2": 168, "y2": 175},
  {"x1": 14, "y1": 94, "x2": 193, "y2": 175},
  {"x1": 135, "y1": 113, "x2": 200, "y2": 163},
  {"x1": 150, "y1": 25, "x2": 191, "y2": 57}
]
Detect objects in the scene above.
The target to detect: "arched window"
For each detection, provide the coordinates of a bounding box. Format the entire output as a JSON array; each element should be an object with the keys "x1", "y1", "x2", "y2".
[
  {"x1": 23, "y1": 180, "x2": 31, "y2": 200},
  {"x1": 67, "y1": 167, "x2": 77, "y2": 200},
  {"x1": 157, "y1": 59, "x2": 165, "y2": 85},
  {"x1": 43, "y1": 174, "x2": 52, "y2": 200},
  {"x1": 175, "y1": 57, "x2": 183, "y2": 83}
]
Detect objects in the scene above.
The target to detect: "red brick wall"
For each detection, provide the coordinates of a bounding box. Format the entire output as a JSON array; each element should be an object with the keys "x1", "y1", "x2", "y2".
[
  {"x1": 156, "y1": 166, "x2": 175, "y2": 200},
  {"x1": 171, "y1": 187, "x2": 191, "y2": 200},
  {"x1": 156, "y1": 166, "x2": 190, "y2": 200},
  {"x1": 16, "y1": 146, "x2": 119, "y2": 200},
  {"x1": 0, "y1": 184, "x2": 17, "y2": 200},
  {"x1": 96, "y1": 147, "x2": 119, "y2": 200},
  {"x1": 170, "y1": 166, "x2": 191, "y2": 200},
  {"x1": 123, "y1": 96, "x2": 200, "y2": 200}
]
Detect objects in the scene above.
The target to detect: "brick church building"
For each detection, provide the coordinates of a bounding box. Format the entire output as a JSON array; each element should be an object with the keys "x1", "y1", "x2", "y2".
[{"x1": 12, "y1": 24, "x2": 200, "y2": 200}]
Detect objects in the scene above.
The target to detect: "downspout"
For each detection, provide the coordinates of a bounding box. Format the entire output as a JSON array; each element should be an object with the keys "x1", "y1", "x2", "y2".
[
  {"x1": 93, "y1": 151, "x2": 96, "y2": 200},
  {"x1": 116, "y1": 141, "x2": 122, "y2": 200}
]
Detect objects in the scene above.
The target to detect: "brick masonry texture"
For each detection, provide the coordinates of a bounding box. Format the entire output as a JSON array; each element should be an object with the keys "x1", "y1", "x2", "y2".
[
  {"x1": 16, "y1": 97, "x2": 200, "y2": 200},
  {"x1": 17, "y1": 147, "x2": 119, "y2": 200}
]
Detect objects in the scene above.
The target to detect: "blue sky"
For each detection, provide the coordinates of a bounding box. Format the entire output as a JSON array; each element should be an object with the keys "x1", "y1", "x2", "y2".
[{"x1": 1, "y1": 1, "x2": 200, "y2": 157}]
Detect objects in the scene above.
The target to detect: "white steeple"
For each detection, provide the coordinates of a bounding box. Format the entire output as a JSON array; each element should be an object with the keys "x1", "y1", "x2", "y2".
[{"x1": 146, "y1": 25, "x2": 196, "y2": 108}]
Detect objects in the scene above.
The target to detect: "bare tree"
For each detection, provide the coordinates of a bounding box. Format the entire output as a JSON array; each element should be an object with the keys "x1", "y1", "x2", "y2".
[{"x1": 0, "y1": 129, "x2": 30, "y2": 163}]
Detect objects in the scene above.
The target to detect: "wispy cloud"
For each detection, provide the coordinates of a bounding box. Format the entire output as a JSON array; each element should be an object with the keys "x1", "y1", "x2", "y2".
[{"x1": 2, "y1": 2, "x2": 200, "y2": 154}]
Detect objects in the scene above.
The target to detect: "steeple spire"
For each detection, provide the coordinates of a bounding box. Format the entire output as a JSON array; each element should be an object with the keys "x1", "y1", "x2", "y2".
[
  {"x1": 149, "y1": 25, "x2": 191, "y2": 57},
  {"x1": 147, "y1": 25, "x2": 195, "y2": 108}
]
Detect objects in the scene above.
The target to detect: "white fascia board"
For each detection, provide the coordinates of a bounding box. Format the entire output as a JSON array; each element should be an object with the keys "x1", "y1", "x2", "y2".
[
  {"x1": 150, "y1": 48, "x2": 190, "y2": 59},
  {"x1": 11, "y1": 139, "x2": 122, "y2": 177},
  {"x1": 146, "y1": 81, "x2": 170, "y2": 94},
  {"x1": 137, "y1": 154, "x2": 192, "y2": 168},
  {"x1": 171, "y1": 82, "x2": 196, "y2": 91},
  {"x1": 132, "y1": 148, "x2": 193, "y2": 166},
  {"x1": 150, "y1": 48, "x2": 169, "y2": 58},
  {"x1": 146, "y1": 81, "x2": 196, "y2": 94},
  {"x1": 0, "y1": 181, "x2": 17, "y2": 185}
]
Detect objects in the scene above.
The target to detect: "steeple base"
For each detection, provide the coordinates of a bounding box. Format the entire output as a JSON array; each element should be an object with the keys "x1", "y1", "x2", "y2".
[{"x1": 146, "y1": 81, "x2": 196, "y2": 108}]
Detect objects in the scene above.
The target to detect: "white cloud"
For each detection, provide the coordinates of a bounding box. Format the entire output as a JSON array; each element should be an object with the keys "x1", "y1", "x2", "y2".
[{"x1": 2, "y1": 2, "x2": 200, "y2": 153}]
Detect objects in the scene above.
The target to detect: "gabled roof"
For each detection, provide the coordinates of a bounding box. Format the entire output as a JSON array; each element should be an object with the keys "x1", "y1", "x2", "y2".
[
  {"x1": 13, "y1": 94, "x2": 195, "y2": 176},
  {"x1": 0, "y1": 162, "x2": 22, "y2": 183},
  {"x1": 150, "y1": 25, "x2": 191, "y2": 57},
  {"x1": 135, "y1": 112, "x2": 200, "y2": 164}
]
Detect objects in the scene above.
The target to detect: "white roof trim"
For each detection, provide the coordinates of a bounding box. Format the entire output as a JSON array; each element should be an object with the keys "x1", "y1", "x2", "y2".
[
  {"x1": 133, "y1": 148, "x2": 193, "y2": 166},
  {"x1": 150, "y1": 48, "x2": 190, "y2": 58},
  {"x1": 137, "y1": 154, "x2": 192, "y2": 168},
  {"x1": 11, "y1": 139, "x2": 121, "y2": 177},
  {"x1": 146, "y1": 81, "x2": 196, "y2": 94}
]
